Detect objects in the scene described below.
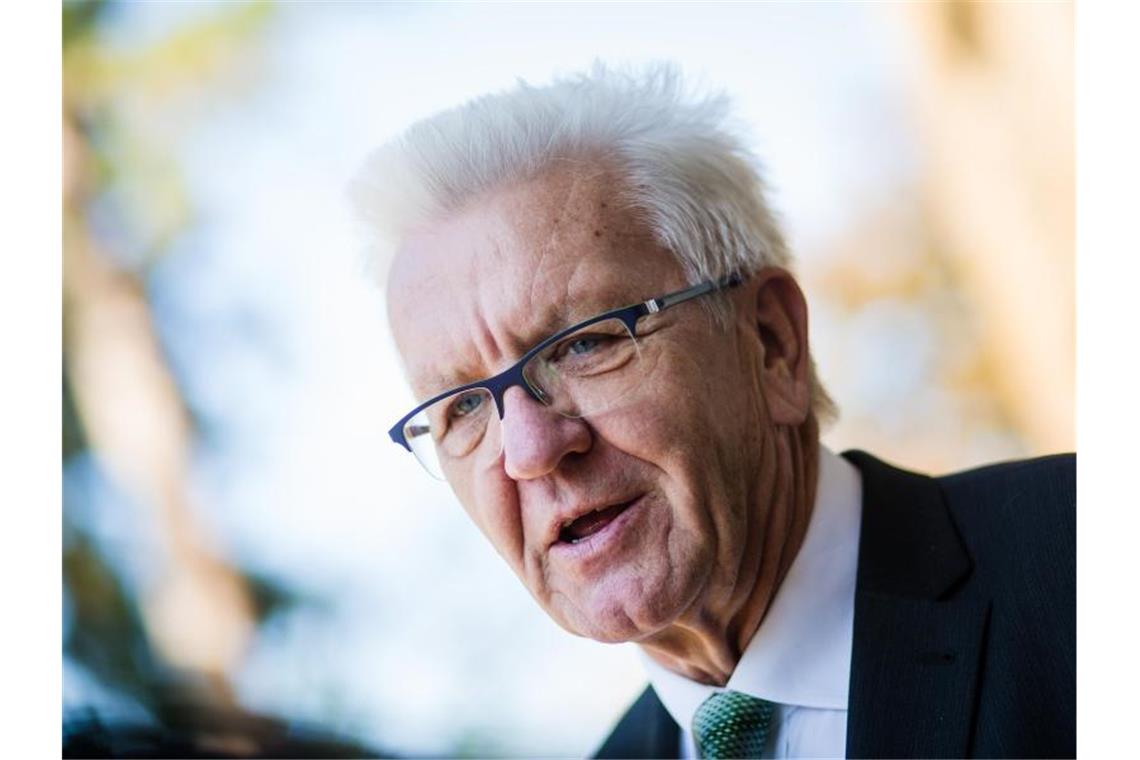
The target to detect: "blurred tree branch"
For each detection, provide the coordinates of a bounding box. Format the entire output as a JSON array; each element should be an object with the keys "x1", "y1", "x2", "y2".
[{"x1": 63, "y1": 0, "x2": 274, "y2": 715}]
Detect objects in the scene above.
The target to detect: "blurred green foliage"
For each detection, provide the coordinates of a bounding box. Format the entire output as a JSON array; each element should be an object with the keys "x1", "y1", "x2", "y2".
[{"x1": 62, "y1": 0, "x2": 319, "y2": 743}]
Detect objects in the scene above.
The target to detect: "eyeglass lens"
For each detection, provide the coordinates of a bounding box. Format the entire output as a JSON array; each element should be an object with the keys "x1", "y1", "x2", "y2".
[{"x1": 404, "y1": 317, "x2": 642, "y2": 479}]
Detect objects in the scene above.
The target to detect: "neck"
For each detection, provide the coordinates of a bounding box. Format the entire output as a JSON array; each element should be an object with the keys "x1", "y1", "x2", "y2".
[{"x1": 639, "y1": 418, "x2": 820, "y2": 686}]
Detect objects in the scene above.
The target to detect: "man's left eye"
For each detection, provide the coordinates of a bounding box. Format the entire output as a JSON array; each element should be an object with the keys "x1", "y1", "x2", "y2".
[{"x1": 567, "y1": 336, "x2": 602, "y2": 355}]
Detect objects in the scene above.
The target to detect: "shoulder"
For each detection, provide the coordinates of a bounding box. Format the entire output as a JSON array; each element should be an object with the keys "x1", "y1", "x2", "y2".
[
  {"x1": 936, "y1": 453, "x2": 1075, "y2": 614},
  {"x1": 844, "y1": 448, "x2": 1075, "y2": 600},
  {"x1": 936, "y1": 453, "x2": 1075, "y2": 552},
  {"x1": 938, "y1": 452, "x2": 1074, "y2": 501},
  {"x1": 845, "y1": 451, "x2": 1076, "y2": 755}
]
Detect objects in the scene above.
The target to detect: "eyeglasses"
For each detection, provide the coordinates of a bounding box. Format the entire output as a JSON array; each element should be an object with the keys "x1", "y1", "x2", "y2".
[{"x1": 389, "y1": 274, "x2": 744, "y2": 479}]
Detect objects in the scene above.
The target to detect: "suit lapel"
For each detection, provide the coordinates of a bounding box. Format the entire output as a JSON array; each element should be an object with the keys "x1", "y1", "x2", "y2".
[
  {"x1": 592, "y1": 685, "x2": 680, "y2": 759},
  {"x1": 842, "y1": 451, "x2": 989, "y2": 759}
]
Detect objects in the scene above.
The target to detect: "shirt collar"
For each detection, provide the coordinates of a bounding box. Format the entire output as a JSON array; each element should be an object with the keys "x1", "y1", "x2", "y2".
[{"x1": 639, "y1": 444, "x2": 863, "y2": 727}]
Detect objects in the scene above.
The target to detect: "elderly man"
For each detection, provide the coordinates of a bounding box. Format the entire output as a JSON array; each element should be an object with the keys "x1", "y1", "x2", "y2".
[{"x1": 353, "y1": 66, "x2": 1075, "y2": 759}]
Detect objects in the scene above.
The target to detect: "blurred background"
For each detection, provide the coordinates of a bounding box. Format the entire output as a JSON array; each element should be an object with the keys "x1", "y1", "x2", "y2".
[{"x1": 62, "y1": 1, "x2": 1072, "y2": 756}]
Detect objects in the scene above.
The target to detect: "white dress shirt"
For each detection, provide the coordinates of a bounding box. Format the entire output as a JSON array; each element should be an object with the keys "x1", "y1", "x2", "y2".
[{"x1": 639, "y1": 446, "x2": 863, "y2": 759}]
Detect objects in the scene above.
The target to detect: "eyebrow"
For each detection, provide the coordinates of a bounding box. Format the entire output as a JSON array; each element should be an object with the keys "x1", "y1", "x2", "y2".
[
  {"x1": 409, "y1": 312, "x2": 558, "y2": 397},
  {"x1": 412, "y1": 291, "x2": 639, "y2": 399}
]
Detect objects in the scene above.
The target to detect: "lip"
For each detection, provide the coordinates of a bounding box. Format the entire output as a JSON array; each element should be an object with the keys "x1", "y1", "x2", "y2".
[
  {"x1": 548, "y1": 493, "x2": 646, "y2": 561},
  {"x1": 546, "y1": 493, "x2": 644, "y2": 549}
]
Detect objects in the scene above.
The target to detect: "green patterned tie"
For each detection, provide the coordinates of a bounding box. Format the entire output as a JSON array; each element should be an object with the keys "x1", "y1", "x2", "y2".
[{"x1": 691, "y1": 690, "x2": 775, "y2": 759}]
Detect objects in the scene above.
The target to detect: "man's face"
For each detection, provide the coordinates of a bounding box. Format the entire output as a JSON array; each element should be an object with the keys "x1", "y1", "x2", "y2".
[{"x1": 387, "y1": 165, "x2": 775, "y2": 643}]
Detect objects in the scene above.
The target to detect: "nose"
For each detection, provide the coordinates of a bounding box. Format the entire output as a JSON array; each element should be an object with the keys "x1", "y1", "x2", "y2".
[{"x1": 498, "y1": 385, "x2": 592, "y2": 480}]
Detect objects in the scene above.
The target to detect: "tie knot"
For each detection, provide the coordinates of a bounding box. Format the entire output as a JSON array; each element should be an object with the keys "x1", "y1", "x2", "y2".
[{"x1": 691, "y1": 690, "x2": 775, "y2": 759}]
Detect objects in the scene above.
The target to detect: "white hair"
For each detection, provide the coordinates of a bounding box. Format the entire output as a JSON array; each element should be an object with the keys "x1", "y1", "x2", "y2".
[{"x1": 351, "y1": 62, "x2": 836, "y2": 423}]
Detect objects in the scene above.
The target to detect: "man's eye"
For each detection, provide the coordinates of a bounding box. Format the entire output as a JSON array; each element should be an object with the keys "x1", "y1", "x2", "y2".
[
  {"x1": 556, "y1": 333, "x2": 614, "y2": 360},
  {"x1": 450, "y1": 392, "x2": 484, "y2": 418},
  {"x1": 567, "y1": 336, "x2": 604, "y2": 355}
]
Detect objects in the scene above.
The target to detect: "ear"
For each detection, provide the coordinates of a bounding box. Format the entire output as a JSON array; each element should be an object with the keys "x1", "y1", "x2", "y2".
[{"x1": 741, "y1": 267, "x2": 812, "y2": 425}]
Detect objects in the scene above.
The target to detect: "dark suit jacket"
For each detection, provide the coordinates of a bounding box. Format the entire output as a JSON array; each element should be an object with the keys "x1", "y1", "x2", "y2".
[{"x1": 595, "y1": 451, "x2": 1076, "y2": 759}]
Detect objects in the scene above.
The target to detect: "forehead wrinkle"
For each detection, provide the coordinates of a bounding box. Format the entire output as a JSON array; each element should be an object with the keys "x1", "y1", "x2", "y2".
[
  {"x1": 469, "y1": 299, "x2": 510, "y2": 371},
  {"x1": 405, "y1": 162, "x2": 667, "y2": 400},
  {"x1": 468, "y1": 170, "x2": 594, "y2": 367},
  {"x1": 470, "y1": 271, "x2": 573, "y2": 373},
  {"x1": 407, "y1": 333, "x2": 482, "y2": 400},
  {"x1": 524, "y1": 163, "x2": 622, "y2": 325},
  {"x1": 411, "y1": 262, "x2": 571, "y2": 400}
]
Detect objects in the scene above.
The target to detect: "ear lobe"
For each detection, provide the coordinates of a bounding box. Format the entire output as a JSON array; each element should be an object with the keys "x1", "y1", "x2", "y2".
[{"x1": 747, "y1": 268, "x2": 812, "y2": 425}]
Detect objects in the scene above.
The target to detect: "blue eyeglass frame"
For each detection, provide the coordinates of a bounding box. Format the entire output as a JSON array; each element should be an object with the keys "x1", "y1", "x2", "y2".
[{"x1": 388, "y1": 273, "x2": 744, "y2": 451}]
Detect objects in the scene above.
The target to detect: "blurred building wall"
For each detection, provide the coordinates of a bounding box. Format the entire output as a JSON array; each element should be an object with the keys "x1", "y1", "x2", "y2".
[
  {"x1": 897, "y1": 1, "x2": 1073, "y2": 454},
  {"x1": 819, "y1": 1, "x2": 1073, "y2": 471}
]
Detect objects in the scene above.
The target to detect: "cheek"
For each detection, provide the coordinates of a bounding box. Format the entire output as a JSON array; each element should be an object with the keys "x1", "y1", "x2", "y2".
[
  {"x1": 460, "y1": 469, "x2": 529, "y2": 578},
  {"x1": 609, "y1": 355, "x2": 732, "y2": 469},
  {"x1": 610, "y1": 343, "x2": 762, "y2": 521},
  {"x1": 668, "y1": 333, "x2": 766, "y2": 452},
  {"x1": 595, "y1": 393, "x2": 721, "y2": 536}
]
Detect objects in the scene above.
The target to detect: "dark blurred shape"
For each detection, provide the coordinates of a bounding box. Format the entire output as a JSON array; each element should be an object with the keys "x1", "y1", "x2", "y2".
[
  {"x1": 62, "y1": 3, "x2": 386, "y2": 757},
  {"x1": 63, "y1": 705, "x2": 388, "y2": 759},
  {"x1": 63, "y1": 364, "x2": 89, "y2": 461},
  {"x1": 62, "y1": 0, "x2": 108, "y2": 46},
  {"x1": 944, "y1": 0, "x2": 982, "y2": 59},
  {"x1": 63, "y1": 520, "x2": 159, "y2": 710}
]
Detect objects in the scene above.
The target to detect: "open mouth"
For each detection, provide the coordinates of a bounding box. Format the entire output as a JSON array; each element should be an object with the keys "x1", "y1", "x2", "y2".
[{"x1": 558, "y1": 499, "x2": 636, "y2": 545}]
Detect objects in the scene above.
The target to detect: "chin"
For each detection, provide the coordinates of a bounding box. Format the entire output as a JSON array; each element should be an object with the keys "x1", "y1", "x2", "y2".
[
  {"x1": 551, "y1": 579, "x2": 691, "y2": 644},
  {"x1": 559, "y1": 610, "x2": 651, "y2": 644}
]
